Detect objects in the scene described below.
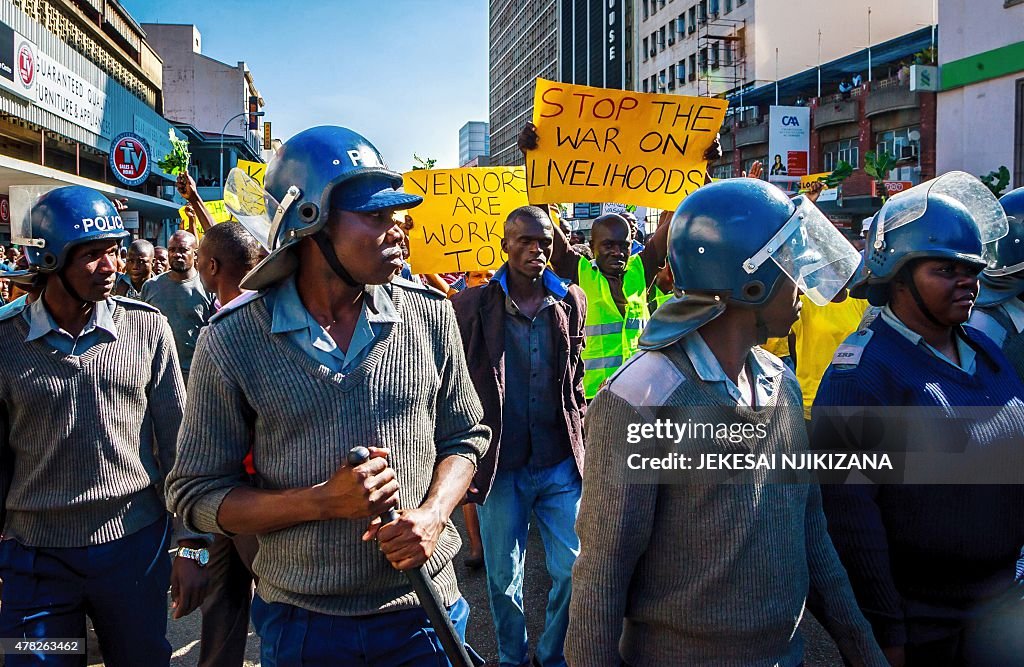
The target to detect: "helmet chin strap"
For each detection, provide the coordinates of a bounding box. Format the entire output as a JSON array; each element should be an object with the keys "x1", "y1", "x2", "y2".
[
  {"x1": 905, "y1": 272, "x2": 945, "y2": 327},
  {"x1": 312, "y1": 230, "x2": 360, "y2": 288}
]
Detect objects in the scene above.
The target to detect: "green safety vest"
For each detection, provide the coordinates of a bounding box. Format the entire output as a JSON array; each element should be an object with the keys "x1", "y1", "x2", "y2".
[{"x1": 578, "y1": 255, "x2": 650, "y2": 399}]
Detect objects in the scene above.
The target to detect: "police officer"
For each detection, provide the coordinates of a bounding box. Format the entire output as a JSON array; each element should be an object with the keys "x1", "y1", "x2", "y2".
[
  {"x1": 166, "y1": 126, "x2": 490, "y2": 666},
  {"x1": 813, "y1": 172, "x2": 1024, "y2": 666},
  {"x1": 969, "y1": 186, "x2": 1024, "y2": 379},
  {"x1": 567, "y1": 179, "x2": 884, "y2": 665},
  {"x1": 0, "y1": 186, "x2": 198, "y2": 666}
]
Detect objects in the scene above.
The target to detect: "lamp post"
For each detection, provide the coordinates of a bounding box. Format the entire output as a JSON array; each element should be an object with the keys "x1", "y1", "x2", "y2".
[{"x1": 219, "y1": 110, "x2": 265, "y2": 188}]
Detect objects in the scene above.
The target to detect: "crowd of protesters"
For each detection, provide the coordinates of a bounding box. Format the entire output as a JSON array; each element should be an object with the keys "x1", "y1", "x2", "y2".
[{"x1": 0, "y1": 117, "x2": 1022, "y2": 667}]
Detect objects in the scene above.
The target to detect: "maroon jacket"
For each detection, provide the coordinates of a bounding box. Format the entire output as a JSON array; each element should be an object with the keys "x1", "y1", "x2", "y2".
[{"x1": 451, "y1": 278, "x2": 587, "y2": 503}]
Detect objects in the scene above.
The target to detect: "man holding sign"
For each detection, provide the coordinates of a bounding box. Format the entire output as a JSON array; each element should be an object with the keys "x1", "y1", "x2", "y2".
[{"x1": 520, "y1": 122, "x2": 722, "y2": 399}]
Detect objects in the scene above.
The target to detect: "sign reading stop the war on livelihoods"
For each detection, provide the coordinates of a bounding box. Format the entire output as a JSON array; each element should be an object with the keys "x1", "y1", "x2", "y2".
[
  {"x1": 528, "y1": 78, "x2": 728, "y2": 210},
  {"x1": 402, "y1": 167, "x2": 528, "y2": 274}
]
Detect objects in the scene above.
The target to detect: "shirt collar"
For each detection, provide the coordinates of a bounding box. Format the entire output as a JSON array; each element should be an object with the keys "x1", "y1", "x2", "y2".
[
  {"x1": 493, "y1": 264, "x2": 569, "y2": 300},
  {"x1": 24, "y1": 294, "x2": 118, "y2": 343},
  {"x1": 881, "y1": 305, "x2": 977, "y2": 373},
  {"x1": 680, "y1": 331, "x2": 783, "y2": 405},
  {"x1": 269, "y1": 276, "x2": 400, "y2": 335},
  {"x1": 1001, "y1": 298, "x2": 1024, "y2": 334}
]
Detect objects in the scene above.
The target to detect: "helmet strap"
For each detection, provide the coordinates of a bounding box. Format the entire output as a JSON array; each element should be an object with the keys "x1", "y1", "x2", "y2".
[
  {"x1": 312, "y1": 231, "x2": 360, "y2": 288},
  {"x1": 906, "y1": 272, "x2": 944, "y2": 327},
  {"x1": 56, "y1": 269, "x2": 89, "y2": 306}
]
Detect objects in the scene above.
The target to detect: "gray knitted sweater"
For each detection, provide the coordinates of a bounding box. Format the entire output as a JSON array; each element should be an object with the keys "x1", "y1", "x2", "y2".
[
  {"x1": 566, "y1": 343, "x2": 886, "y2": 667},
  {"x1": 166, "y1": 282, "x2": 490, "y2": 616},
  {"x1": 0, "y1": 297, "x2": 185, "y2": 547}
]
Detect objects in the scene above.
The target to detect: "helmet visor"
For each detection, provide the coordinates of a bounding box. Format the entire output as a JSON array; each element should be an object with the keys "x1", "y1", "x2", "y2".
[
  {"x1": 223, "y1": 167, "x2": 285, "y2": 252},
  {"x1": 873, "y1": 172, "x2": 1008, "y2": 261},
  {"x1": 9, "y1": 185, "x2": 58, "y2": 248},
  {"x1": 747, "y1": 196, "x2": 861, "y2": 306}
]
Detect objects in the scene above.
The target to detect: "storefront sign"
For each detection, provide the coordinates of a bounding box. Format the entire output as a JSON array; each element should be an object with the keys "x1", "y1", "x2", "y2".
[
  {"x1": 0, "y1": 22, "x2": 34, "y2": 101},
  {"x1": 872, "y1": 180, "x2": 914, "y2": 197},
  {"x1": 109, "y1": 133, "x2": 151, "y2": 187},
  {"x1": 134, "y1": 116, "x2": 174, "y2": 180},
  {"x1": 33, "y1": 48, "x2": 108, "y2": 137}
]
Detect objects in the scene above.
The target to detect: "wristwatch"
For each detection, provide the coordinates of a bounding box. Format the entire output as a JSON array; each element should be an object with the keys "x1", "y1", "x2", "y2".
[{"x1": 175, "y1": 546, "x2": 210, "y2": 567}]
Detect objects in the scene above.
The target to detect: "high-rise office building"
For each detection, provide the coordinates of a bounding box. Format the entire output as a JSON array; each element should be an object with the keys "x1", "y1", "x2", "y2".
[{"x1": 459, "y1": 121, "x2": 490, "y2": 166}]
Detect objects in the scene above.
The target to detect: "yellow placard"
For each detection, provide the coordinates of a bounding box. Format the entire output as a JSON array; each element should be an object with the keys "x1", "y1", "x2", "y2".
[
  {"x1": 800, "y1": 172, "x2": 831, "y2": 189},
  {"x1": 236, "y1": 159, "x2": 267, "y2": 186},
  {"x1": 528, "y1": 78, "x2": 728, "y2": 210},
  {"x1": 179, "y1": 200, "x2": 234, "y2": 241},
  {"x1": 402, "y1": 167, "x2": 529, "y2": 274}
]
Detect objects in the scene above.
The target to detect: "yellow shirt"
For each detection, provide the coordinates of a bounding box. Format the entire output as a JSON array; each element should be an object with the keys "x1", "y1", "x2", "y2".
[
  {"x1": 761, "y1": 335, "x2": 790, "y2": 358},
  {"x1": 791, "y1": 294, "x2": 869, "y2": 420}
]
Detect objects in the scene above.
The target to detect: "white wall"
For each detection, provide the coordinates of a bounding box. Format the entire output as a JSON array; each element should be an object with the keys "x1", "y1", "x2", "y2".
[{"x1": 935, "y1": 0, "x2": 1024, "y2": 181}]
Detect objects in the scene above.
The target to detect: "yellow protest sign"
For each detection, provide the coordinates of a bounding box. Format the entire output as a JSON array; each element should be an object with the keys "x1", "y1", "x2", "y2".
[
  {"x1": 402, "y1": 167, "x2": 528, "y2": 274},
  {"x1": 179, "y1": 200, "x2": 233, "y2": 241},
  {"x1": 800, "y1": 172, "x2": 831, "y2": 189},
  {"x1": 528, "y1": 78, "x2": 728, "y2": 210},
  {"x1": 236, "y1": 159, "x2": 267, "y2": 186}
]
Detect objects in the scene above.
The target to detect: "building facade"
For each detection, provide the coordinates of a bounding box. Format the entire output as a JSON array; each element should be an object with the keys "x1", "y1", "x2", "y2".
[
  {"x1": 488, "y1": 0, "x2": 634, "y2": 166},
  {"x1": 0, "y1": 0, "x2": 182, "y2": 245},
  {"x1": 936, "y1": 0, "x2": 1024, "y2": 189},
  {"x1": 459, "y1": 120, "x2": 490, "y2": 166},
  {"x1": 635, "y1": 0, "x2": 933, "y2": 100},
  {"x1": 142, "y1": 22, "x2": 265, "y2": 190}
]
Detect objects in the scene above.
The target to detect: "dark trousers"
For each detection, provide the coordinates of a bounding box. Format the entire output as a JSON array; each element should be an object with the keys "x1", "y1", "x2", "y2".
[
  {"x1": 197, "y1": 533, "x2": 258, "y2": 667},
  {"x1": 251, "y1": 595, "x2": 471, "y2": 667},
  {"x1": 0, "y1": 516, "x2": 172, "y2": 667}
]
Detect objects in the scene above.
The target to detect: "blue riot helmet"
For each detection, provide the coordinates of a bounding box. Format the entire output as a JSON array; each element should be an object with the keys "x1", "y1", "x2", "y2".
[
  {"x1": 640, "y1": 178, "x2": 860, "y2": 349},
  {"x1": 977, "y1": 186, "x2": 1024, "y2": 307},
  {"x1": 12, "y1": 185, "x2": 128, "y2": 274},
  {"x1": 859, "y1": 171, "x2": 1005, "y2": 307},
  {"x1": 226, "y1": 126, "x2": 423, "y2": 291}
]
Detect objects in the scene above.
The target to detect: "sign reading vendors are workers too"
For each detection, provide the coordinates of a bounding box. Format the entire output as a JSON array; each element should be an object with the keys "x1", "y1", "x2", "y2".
[
  {"x1": 528, "y1": 78, "x2": 729, "y2": 210},
  {"x1": 403, "y1": 166, "x2": 528, "y2": 274}
]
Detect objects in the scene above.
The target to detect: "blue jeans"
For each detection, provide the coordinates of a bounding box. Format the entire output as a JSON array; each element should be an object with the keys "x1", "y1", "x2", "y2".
[
  {"x1": 0, "y1": 516, "x2": 172, "y2": 667},
  {"x1": 252, "y1": 594, "x2": 471, "y2": 666},
  {"x1": 476, "y1": 456, "x2": 582, "y2": 667}
]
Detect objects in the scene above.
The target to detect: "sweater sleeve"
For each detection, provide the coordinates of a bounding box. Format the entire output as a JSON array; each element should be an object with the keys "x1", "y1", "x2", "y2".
[
  {"x1": 804, "y1": 482, "x2": 888, "y2": 666},
  {"x1": 165, "y1": 328, "x2": 254, "y2": 536},
  {"x1": 0, "y1": 402, "x2": 10, "y2": 535},
  {"x1": 145, "y1": 315, "x2": 199, "y2": 543},
  {"x1": 565, "y1": 390, "x2": 657, "y2": 666},
  {"x1": 811, "y1": 368, "x2": 907, "y2": 648},
  {"x1": 433, "y1": 302, "x2": 490, "y2": 467}
]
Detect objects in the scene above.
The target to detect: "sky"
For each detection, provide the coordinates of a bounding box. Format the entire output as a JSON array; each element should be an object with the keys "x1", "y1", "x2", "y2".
[{"x1": 124, "y1": 0, "x2": 489, "y2": 173}]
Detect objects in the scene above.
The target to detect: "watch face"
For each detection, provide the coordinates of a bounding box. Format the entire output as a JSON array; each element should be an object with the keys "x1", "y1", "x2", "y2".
[{"x1": 198, "y1": 548, "x2": 210, "y2": 566}]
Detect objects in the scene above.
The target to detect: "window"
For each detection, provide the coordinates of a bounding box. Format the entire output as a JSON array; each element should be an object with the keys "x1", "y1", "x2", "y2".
[
  {"x1": 712, "y1": 163, "x2": 734, "y2": 179},
  {"x1": 668, "y1": 66, "x2": 676, "y2": 90},
  {"x1": 643, "y1": 79, "x2": 650, "y2": 93},
  {"x1": 724, "y1": 42, "x2": 732, "y2": 66},
  {"x1": 660, "y1": 0, "x2": 666, "y2": 7},
  {"x1": 659, "y1": 69, "x2": 667, "y2": 92},
  {"x1": 650, "y1": 31, "x2": 658, "y2": 57},
  {"x1": 689, "y1": 53, "x2": 697, "y2": 80},
  {"x1": 659, "y1": 26, "x2": 666, "y2": 50},
  {"x1": 711, "y1": 43, "x2": 720, "y2": 69},
  {"x1": 643, "y1": 37, "x2": 649, "y2": 61},
  {"x1": 710, "y1": 0, "x2": 719, "y2": 16},
  {"x1": 643, "y1": 1, "x2": 649, "y2": 19},
  {"x1": 677, "y1": 59, "x2": 686, "y2": 81},
  {"x1": 744, "y1": 156, "x2": 767, "y2": 179},
  {"x1": 823, "y1": 139, "x2": 860, "y2": 173},
  {"x1": 668, "y1": 22, "x2": 676, "y2": 45},
  {"x1": 650, "y1": 74, "x2": 658, "y2": 91},
  {"x1": 651, "y1": 0, "x2": 657, "y2": 14},
  {"x1": 676, "y1": 14, "x2": 684, "y2": 35},
  {"x1": 725, "y1": 0, "x2": 732, "y2": 12},
  {"x1": 699, "y1": 0, "x2": 708, "y2": 22},
  {"x1": 688, "y1": 6, "x2": 696, "y2": 31},
  {"x1": 699, "y1": 47, "x2": 708, "y2": 75},
  {"x1": 876, "y1": 126, "x2": 922, "y2": 182}
]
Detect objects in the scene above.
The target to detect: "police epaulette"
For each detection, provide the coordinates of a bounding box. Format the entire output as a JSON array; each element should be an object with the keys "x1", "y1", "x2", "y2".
[
  {"x1": 210, "y1": 290, "x2": 264, "y2": 323},
  {"x1": 831, "y1": 328, "x2": 874, "y2": 368},
  {"x1": 0, "y1": 295, "x2": 28, "y2": 322},
  {"x1": 111, "y1": 296, "x2": 160, "y2": 313},
  {"x1": 391, "y1": 276, "x2": 446, "y2": 299}
]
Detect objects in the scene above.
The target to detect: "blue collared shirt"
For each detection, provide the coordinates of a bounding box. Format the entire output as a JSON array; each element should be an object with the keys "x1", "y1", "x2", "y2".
[
  {"x1": 22, "y1": 295, "x2": 118, "y2": 355},
  {"x1": 681, "y1": 331, "x2": 785, "y2": 407},
  {"x1": 493, "y1": 264, "x2": 573, "y2": 470},
  {"x1": 880, "y1": 306, "x2": 977, "y2": 374},
  {"x1": 264, "y1": 275, "x2": 400, "y2": 374}
]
